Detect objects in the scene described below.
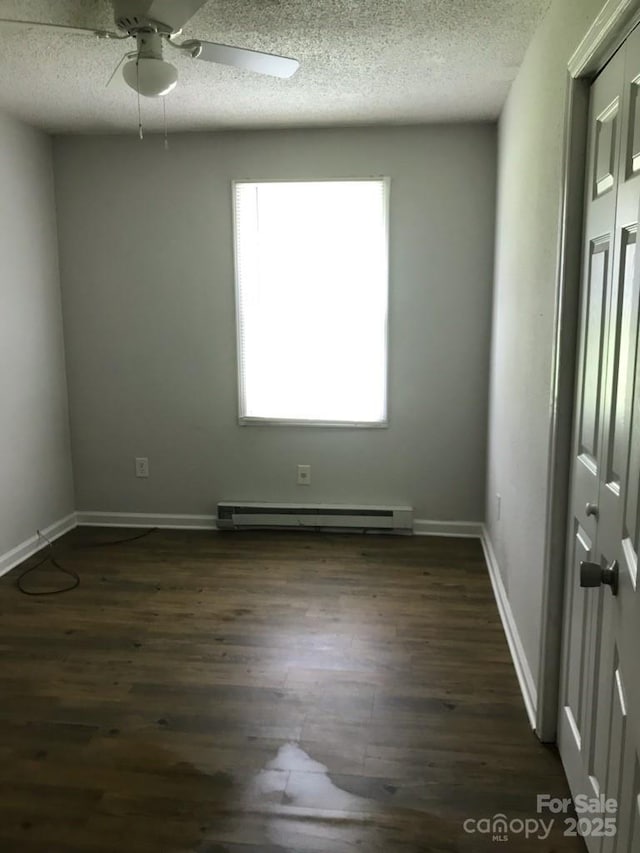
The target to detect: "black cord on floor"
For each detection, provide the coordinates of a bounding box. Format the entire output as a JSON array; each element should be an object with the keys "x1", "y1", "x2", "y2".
[
  {"x1": 74, "y1": 527, "x2": 158, "y2": 549},
  {"x1": 16, "y1": 546, "x2": 80, "y2": 596},
  {"x1": 16, "y1": 527, "x2": 158, "y2": 596}
]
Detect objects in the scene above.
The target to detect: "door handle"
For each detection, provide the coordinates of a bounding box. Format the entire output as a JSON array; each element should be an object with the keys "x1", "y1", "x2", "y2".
[
  {"x1": 580, "y1": 560, "x2": 619, "y2": 596},
  {"x1": 585, "y1": 503, "x2": 599, "y2": 518}
]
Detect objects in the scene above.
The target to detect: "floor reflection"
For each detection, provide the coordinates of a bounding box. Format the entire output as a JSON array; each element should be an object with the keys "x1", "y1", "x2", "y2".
[{"x1": 233, "y1": 741, "x2": 460, "y2": 853}]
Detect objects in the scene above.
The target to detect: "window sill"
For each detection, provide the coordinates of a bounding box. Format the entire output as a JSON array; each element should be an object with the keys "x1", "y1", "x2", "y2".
[{"x1": 238, "y1": 417, "x2": 389, "y2": 429}]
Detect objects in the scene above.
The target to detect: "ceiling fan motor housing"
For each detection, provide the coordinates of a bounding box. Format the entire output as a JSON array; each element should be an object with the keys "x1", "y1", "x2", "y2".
[{"x1": 112, "y1": 1, "x2": 182, "y2": 36}]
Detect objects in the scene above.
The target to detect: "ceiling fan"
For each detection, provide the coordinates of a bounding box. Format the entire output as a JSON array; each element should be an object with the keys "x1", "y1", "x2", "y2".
[{"x1": 0, "y1": 0, "x2": 300, "y2": 98}]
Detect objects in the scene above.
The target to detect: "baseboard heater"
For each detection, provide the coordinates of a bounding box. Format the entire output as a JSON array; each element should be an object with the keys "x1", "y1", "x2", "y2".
[{"x1": 217, "y1": 502, "x2": 413, "y2": 533}]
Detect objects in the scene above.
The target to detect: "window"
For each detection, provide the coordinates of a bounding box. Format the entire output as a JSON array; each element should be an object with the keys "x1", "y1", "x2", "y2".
[{"x1": 233, "y1": 179, "x2": 389, "y2": 426}]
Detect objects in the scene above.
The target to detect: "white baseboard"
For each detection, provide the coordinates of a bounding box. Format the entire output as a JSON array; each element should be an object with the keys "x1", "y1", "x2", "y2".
[
  {"x1": 78, "y1": 513, "x2": 484, "y2": 537},
  {"x1": 0, "y1": 512, "x2": 77, "y2": 579},
  {"x1": 480, "y1": 525, "x2": 537, "y2": 729},
  {"x1": 76, "y1": 511, "x2": 218, "y2": 530},
  {"x1": 413, "y1": 519, "x2": 483, "y2": 538}
]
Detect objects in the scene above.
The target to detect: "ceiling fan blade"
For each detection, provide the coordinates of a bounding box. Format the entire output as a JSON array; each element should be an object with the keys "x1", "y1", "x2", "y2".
[
  {"x1": 187, "y1": 40, "x2": 299, "y2": 78},
  {"x1": 0, "y1": 17, "x2": 125, "y2": 38},
  {"x1": 146, "y1": 0, "x2": 209, "y2": 32}
]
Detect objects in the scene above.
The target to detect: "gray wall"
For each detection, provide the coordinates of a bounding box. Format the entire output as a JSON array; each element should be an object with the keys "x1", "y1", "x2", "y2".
[
  {"x1": 486, "y1": 0, "x2": 605, "y2": 690},
  {"x1": 53, "y1": 125, "x2": 496, "y2": 521},
  {"x1": 0, "y1": 111, "x2": 74, "y2": 555}
]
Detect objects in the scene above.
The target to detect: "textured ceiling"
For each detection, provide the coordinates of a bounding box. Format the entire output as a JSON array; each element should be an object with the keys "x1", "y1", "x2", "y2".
[{"x1": 0, "y1": 0, "x2": 551, "y2": 133}]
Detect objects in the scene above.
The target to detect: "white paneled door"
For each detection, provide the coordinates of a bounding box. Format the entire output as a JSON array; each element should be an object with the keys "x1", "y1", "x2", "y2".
[{"x1": 559, "y1": 28, "x2": 640, "y2": 853}]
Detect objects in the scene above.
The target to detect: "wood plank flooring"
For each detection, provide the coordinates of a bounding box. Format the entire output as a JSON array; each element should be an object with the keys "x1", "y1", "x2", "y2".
[{"x1": 0, "y1": 529, "x2": 584, "y2": 852}]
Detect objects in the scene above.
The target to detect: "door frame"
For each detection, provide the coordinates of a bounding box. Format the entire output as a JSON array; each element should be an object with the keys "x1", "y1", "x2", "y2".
[{"x1": 538, "y1": 0, "x2": 640, "y2": 742}]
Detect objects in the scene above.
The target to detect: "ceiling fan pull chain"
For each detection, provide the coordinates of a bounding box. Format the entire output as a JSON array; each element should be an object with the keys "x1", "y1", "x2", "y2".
[
  {"x1": 163, "y1": 98, "x2": 169, "y2": 150},
  {"x1": 137, "y1": 59, "x2": 144, "y2": 140}
]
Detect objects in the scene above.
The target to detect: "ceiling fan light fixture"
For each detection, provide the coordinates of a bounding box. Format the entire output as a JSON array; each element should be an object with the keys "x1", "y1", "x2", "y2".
[{"x1": 122, "y1": 57, "x2": 178, "y2": 97}]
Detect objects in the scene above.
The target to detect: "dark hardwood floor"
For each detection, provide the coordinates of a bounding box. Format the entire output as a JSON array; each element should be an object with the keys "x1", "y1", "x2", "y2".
[{"x1": 0, "y1": 529, "x2": 584, "y2": 852}]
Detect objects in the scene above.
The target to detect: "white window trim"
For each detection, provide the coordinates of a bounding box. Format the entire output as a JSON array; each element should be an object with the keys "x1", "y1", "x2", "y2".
[{"x1": 231, "y1": 176, "x2": 391, "y2": 428}]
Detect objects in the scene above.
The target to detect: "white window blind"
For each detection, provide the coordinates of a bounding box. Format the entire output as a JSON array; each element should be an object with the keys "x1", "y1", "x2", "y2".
[{"x1": 233, "y1": 179, "x2": 389, "y2": 425}]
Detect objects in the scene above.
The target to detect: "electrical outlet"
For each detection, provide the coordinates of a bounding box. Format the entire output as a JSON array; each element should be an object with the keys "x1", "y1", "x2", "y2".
[
  {"x1": 297, "y1": 464, "x2": 311, "y2": 485},
  {"x1": 496, "y1": 493, "x2": 501, "y2": 521},
  {"x1": 135, "y1": 457, "x2": 149, "y2": 478}
]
